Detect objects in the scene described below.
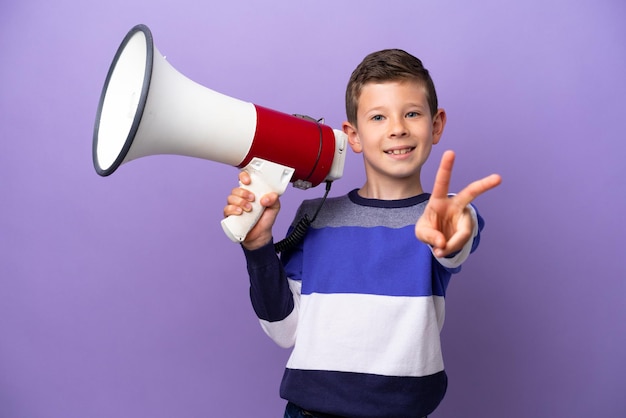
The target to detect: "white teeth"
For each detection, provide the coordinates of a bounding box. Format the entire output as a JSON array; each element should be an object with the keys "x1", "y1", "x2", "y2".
[{"x1": 386, "y1": 148, "x2": 413, "y2": 155}]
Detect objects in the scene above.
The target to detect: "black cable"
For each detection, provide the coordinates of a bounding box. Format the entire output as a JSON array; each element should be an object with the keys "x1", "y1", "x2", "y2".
[{"x1": 274, "y1": 180, "x2": 332, "y2": 253}]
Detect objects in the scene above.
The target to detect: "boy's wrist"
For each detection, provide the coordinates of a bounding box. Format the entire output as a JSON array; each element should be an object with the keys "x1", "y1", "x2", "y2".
[{"x1": 242, "y1": 235, "x2": 273, "y2": 252}]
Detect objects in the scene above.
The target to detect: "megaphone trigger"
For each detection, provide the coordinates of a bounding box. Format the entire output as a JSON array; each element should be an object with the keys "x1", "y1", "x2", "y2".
[{"x1": 220, "y1": 158, "x2": 295, "y2": 243}]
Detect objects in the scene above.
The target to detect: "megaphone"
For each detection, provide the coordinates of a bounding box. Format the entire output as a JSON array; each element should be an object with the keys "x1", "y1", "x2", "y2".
[{"x1": 93, "y1": 24, "x2": 346, "y2": 243}]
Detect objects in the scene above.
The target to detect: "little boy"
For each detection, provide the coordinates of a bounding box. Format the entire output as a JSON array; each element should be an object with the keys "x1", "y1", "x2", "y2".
[{"x1": 224, "y1": 49, "x2": 501, "y2": 417}]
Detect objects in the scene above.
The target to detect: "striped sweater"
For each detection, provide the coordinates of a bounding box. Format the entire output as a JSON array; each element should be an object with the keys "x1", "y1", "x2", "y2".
[{"x1": 243, "y1": 189, "x2": 483, "y2": 417}]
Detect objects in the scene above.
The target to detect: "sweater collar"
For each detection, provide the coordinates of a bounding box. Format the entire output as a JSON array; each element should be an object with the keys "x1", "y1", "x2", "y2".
[{"x1": 348, "y1": 189, "x2": 430, "y2": 208}]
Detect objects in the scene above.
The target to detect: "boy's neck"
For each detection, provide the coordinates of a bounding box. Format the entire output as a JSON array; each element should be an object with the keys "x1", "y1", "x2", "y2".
[{"x1": 357, "y1": 179, "x2": 425, "y2": 200}]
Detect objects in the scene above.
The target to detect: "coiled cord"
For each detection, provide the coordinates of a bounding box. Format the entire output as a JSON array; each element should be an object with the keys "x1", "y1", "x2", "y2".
[{"x1": 274, "y1": 181, "x2": 332, "y2": 254}]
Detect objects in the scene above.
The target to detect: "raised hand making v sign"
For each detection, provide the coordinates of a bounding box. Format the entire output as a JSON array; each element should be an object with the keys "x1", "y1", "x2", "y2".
[{"x1": 416, "y1": 150, "x2": 502, "y2": 258}]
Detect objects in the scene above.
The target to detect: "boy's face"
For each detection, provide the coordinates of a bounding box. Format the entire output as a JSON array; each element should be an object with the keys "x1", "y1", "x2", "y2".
[{"x1": 343, "y1": 80, "x2": 446, "y2": 190}]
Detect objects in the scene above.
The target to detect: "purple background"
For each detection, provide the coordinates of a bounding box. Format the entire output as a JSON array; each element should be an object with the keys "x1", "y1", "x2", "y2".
[{"x1": 1, "y1": 1, "x2": 625, "y2": 417}]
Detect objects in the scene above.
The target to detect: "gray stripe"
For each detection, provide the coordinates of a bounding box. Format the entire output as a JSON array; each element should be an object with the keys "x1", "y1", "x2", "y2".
[{"x1": 296, "y1": 195, "x2": 428, "y2": 229}]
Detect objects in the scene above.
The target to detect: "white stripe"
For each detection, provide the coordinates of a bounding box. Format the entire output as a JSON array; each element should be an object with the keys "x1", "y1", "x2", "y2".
[
  {"x1": 286, "y1": 293, "x2": 446, "y2": 377},
  {"x1": 259, "y1": 279, "x2": 302, "y2": 348}
]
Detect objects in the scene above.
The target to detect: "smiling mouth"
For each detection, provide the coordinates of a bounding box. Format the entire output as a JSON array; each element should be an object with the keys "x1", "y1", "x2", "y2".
[{"x1": 385, "y1": 147, "x2": 415, "y2": 155}]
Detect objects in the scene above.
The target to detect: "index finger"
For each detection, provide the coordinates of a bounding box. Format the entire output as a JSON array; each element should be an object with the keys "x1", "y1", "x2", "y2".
[
  {"x1": 238, "y1": 170, "x2": 251, "y2": 185},
  {"x1": 431, "y1": 150, "x2": 456, "y2": 199}
]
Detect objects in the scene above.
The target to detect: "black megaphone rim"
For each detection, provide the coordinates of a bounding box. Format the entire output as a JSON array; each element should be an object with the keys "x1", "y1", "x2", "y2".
[{"x1": 92, "y1": 24, "x2": 154, "y2": 177}]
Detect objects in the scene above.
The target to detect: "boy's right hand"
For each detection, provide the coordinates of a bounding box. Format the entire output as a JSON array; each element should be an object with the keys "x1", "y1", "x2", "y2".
[{"x1": 223, "y1": 171, "x2": 281, "y2": 250}]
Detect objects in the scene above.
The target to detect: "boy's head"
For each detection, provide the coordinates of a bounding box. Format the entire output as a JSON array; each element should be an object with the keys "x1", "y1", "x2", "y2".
[{"x1": 345, "y1": 49, "x2": 438, "y2": 126}]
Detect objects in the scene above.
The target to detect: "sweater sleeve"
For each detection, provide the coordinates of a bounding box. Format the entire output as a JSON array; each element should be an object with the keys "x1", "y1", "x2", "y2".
[{"x1": 243, "y1": 241, "x2": 300, "y2": 348}]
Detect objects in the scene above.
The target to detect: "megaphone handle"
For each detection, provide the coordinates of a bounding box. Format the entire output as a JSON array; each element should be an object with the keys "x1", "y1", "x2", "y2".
[{"x1": 221, "y1": 158, "x2": 295, "y2": 243}]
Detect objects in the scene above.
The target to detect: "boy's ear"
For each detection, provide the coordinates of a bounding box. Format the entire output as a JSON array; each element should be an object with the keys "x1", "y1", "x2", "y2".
[
  {"x1": 343, "y1": 121, "x2": 362, "y2": 153},
  {"x1": 432, "y1": 108, "x2": 447, "y2": 145}
]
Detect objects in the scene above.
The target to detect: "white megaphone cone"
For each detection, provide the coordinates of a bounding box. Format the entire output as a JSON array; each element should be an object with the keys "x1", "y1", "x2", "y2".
[{"x1": 93, "y1": 24, "x2": 346, "y2": 243}]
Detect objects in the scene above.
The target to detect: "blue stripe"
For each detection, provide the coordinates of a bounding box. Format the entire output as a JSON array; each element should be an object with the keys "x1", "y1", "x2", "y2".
[{"x1": 298, "y1": 225, "x2": 448, "y2": 297}]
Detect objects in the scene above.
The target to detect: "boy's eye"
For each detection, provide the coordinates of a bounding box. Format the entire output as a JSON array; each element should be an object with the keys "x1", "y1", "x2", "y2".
[
  {"x1": 371, "y1": 115, "x2": 384, "y2": 121},
  {"x1": 406, "y1": 111, "x2": 419, "y2": 118}
]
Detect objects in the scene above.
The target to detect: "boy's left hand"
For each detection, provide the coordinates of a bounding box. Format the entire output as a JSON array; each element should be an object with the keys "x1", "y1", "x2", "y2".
[{"x1": 415, "y1": 150, "x2": 502, "y2": 258}]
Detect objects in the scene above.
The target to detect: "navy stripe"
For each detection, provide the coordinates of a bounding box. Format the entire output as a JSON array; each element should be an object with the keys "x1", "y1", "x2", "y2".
[
  {"x1": 348, "y1": 188, "x2": 430, "y2": 208},
  {"x1": 280, "y1": 368, "x2": 447, "y2": 418}
]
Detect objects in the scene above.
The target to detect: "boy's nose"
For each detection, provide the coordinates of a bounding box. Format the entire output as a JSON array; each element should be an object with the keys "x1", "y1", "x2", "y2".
[{"x1": 389, "y1": 117, "x2": 409, "y2": 138}]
